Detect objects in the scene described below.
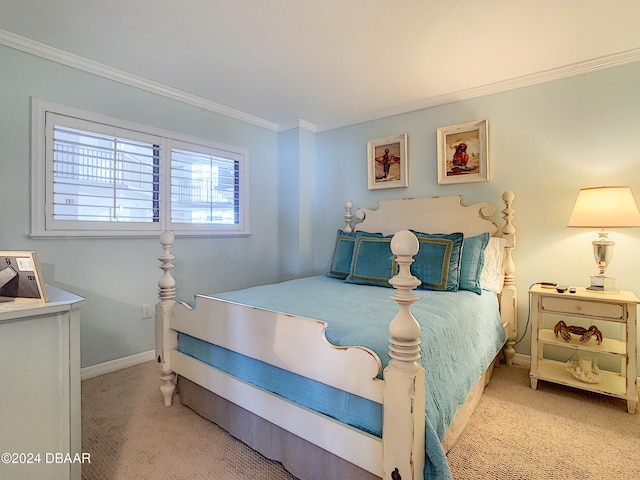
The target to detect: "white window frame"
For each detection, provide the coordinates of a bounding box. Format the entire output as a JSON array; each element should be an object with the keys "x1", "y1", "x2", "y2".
[{"x1": 31, "y1": 99, "x2": 249, "y2": 238}]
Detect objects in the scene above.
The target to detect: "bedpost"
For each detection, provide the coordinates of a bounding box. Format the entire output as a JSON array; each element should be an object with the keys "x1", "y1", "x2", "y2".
[
  {"x1": 500, "y1": 191, "x2": 517, "y2": 365},
  {"x1": 156, "y1": 230, "x2": 178, "y2": 406},
  {"x1": 344, "y1": 201, "x2": 354, "y2": 233},
  {"x1": 383, "y1": 230, "x2": 425, "y2": 480}
]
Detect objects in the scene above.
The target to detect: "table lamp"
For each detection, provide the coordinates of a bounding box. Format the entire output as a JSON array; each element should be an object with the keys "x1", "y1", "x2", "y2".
[{"x1": 567, "y1": 186, "x2": 640, "y2": 292}]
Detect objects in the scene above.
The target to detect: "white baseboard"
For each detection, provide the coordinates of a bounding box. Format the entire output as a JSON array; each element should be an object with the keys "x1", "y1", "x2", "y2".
[
  {"x1": 511, "y1": 353, "x2": 531, "y2": 368},
  {"x1": 81, "y1": 349, "x2": 156, "y2": 380}
]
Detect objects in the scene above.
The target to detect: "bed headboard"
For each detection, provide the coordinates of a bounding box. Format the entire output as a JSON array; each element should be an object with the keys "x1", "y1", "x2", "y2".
[
  {"x1": 351, "y1": 195, "x2": 498, "y2": 237},
  {"x1": 342, "y1": 191, "x2": 517, "y2": 364}
]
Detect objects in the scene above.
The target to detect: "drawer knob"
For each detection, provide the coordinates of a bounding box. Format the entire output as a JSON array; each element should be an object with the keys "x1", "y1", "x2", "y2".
[{"x1": 576, "y1": 305, "x2": 583, "y2": 312}]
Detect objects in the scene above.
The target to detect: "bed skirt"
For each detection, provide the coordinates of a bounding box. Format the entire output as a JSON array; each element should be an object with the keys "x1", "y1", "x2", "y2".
[
  {"x1": 177, "y1": 376, "x2": 379, "y2": 480},
  {"x1": 176, "y1": 354, "x2": 498, "y2": 480}
]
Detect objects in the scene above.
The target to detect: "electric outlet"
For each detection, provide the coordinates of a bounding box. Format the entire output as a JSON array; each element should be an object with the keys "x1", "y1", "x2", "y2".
[{"x1": 142, "y1": 303, "x2": 153, "y2": 319}]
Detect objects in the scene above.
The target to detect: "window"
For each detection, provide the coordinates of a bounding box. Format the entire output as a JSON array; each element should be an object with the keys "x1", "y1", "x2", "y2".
[
  {"x1": 31, "y1": 100, "x2": 249, "y2": 237},
  {"x1": 170, "y1": 143, "x2": 241, "y2": 226},
  {"x1": 51, "y1": 122, "x2": 160, "y2": 226}
]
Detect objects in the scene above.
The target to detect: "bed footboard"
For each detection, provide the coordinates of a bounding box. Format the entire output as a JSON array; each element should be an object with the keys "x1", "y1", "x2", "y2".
[{"x1": 155, "y1": 229, "x2": 426, "y2": 479}]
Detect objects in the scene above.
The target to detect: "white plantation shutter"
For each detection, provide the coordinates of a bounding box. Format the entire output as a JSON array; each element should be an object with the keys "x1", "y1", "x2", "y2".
[
  {"x1": 33, "y1": 101, "x2": 248, "y2": 237},
  {"x1": 51, "y1": 122, "x2": 160, "y2": 226},
  {"x1": 170, "y1": 145, "x2": 242, "y2": 227}
]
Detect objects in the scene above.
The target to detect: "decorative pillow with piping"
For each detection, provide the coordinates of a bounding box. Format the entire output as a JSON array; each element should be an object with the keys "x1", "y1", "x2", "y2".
[
  {"x1": 459, "y1": 232, "x2": 491, "y2": 295},
  {"x1": 345, "y1": 232, "x2": 395, "y2": 287},
  {"x1": 325, "y1": 229, "x2": 356, "y2": 279},
  {"x1": 480, "y1": 236, "x2": 506, "y2": 294},
  {"x1": 410, "y1": 231, "x2": 464, "y2": 292}
]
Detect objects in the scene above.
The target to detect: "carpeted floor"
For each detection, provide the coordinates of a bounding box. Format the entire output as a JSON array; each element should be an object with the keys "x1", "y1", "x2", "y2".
[
  {"x1": 81, "y1": 361, "x2": 295, "y2": 480},
  {"x1": 81, "y1": 361, "x2": 640, "y2": 480},
  {"x1": 447, "y1": 365, "x2": 640, "y2": 480}
]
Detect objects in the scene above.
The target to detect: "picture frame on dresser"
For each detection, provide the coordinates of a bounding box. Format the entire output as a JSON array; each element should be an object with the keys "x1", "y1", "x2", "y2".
[
  {"x1": 367, "y1": 133, "x2": 408, "y2": 190},
  {"x1": 437, "y1": 119, "x2": 489, "y2": 185},
  {"x1": 0, "y1": 251, "x2": 48, "y2": 303}
]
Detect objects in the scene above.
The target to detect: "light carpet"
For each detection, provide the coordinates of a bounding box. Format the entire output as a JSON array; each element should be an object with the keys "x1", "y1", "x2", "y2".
[
  {"x1": 448, "y1": 365, "x2": 640, "y2": 480},
  {"x1": 81, "y1": 361, "x2": 640, "y2": 480}
]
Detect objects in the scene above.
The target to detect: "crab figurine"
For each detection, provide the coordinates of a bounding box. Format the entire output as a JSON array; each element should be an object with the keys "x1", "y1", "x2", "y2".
[{"x1": 554, "y1": 321, "x2": 603, "y2": 345}]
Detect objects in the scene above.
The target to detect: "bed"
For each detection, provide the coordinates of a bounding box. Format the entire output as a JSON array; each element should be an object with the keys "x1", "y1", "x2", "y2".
[{"x1": 155, "y1": 192, "x2": 517, "y2": 480}]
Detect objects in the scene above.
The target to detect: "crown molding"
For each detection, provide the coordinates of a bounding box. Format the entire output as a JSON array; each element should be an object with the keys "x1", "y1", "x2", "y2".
[
  {"x1": 0, "y1": 29, "x2": 280, "y2": 132},
  {"x1": 3, "y1": 28, "x2": 639, "y2": 134},
  {"x1": 297, "y1": 119, "x2": 317, "y2": 133},
  {"x1": 319, "y1": 47, "x2": 640, "y2": 132},
  {"x1": 276, "y1": 119, "x2": 318, "y2": 133}
]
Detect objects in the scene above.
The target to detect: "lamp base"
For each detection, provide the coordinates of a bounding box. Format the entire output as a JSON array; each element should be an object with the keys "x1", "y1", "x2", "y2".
[{"x1": 587, "y1": 275, "x2": 618, "y2": 293}]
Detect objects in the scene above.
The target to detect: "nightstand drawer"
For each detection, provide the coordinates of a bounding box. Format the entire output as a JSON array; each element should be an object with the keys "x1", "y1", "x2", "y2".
[{"x1": 540, "y1": 296, "x2": 624, "y2": 320}]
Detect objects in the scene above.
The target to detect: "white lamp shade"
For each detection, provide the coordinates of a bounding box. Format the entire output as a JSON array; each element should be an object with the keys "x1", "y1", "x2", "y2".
[{"x1": 568, "y1": 186, "x2": 640, "y2": 228}]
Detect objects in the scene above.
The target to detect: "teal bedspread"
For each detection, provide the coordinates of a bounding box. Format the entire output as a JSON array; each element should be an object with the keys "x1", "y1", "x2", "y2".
[{"x1": 179, "y1": 275, "x2": 505, "y2": 480}]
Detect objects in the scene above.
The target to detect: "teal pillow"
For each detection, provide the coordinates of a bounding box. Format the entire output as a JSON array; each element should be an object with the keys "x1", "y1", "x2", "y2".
[
  {"x1": 459, "y1": 232, "x2": 490, "y2": 295},
  {"x1": 325, "y1": 229, "x2": 356, "y2": 279},
  {"x1": 410, "y1": 231, "x2": 464, "y2": 291},
  {"x1": 345, "y1": 232, "x2": 395, "y2": 287}
]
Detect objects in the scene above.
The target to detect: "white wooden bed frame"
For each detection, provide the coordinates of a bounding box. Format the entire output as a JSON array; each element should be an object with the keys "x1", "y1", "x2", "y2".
[{"x1": 155, "y1": 192, "x2": 517, "y2": 480}]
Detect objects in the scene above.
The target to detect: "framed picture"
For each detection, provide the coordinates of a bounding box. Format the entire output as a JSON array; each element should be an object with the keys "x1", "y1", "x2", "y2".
[
  {"x1": 437, "y1": 119, "x2": 489, "y2": 185},
  {"x1": 367, "y1": 133, "x2": 408, "y2": 190},
  {"x1": 0, "y1": 251, "x2": 48, "y2": 303}
]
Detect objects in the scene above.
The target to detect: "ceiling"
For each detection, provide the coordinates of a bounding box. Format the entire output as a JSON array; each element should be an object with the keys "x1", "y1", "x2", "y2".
[{"x1": 1, "y1": 0, "x2": 639, "y2": 131}]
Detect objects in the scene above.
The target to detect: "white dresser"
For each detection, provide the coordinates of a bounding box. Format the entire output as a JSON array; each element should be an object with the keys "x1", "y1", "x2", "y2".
[{"x1": 0, "y1": 286, "x2": 83, "y2": 480}]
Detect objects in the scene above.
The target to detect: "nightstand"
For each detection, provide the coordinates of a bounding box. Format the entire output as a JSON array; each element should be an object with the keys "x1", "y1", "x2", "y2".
[{"x1": 529, "y1": 285, "x2": 639, "y2": 413}]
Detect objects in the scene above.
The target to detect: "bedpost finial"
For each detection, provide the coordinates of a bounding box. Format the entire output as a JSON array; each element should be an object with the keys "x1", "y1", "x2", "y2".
[
  {"x1": 344, "y1": 202, "x2": 354, "y2": 233},
  {"x1": 158, "y1": 231, "x2": 176, "y2": 302},
  {"x1": 390, "y1": 229, "x2": 419, "y2": 257},
  {"x1": 160, "y1": 230, "x2": 175, "y2": 247},
  {"x1": 501, "y1": 191, "x2": 516, "y2": 237},
  {"x1": 502, "y1": 190, "x2": 515, "y2": 203},
  {"x1": 387, "y1": 230, "x2": 421, "y2": 364}
]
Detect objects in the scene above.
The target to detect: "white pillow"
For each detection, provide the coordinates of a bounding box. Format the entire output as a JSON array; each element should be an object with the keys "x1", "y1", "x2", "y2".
[{"x1": 480, "y1": 237, "x2": 506, "y2": 294}]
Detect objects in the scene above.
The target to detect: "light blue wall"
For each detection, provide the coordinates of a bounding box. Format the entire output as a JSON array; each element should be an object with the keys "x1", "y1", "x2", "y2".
[
  {"x1": 315, "y1": 61, "x2": 640, "y2": 367},
  {"x1": 278, "y1": 126, "x2": 317, "y2": 279},
  {"x1": 0, "y1": 45, "x2": 281, "y2": 367}
]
